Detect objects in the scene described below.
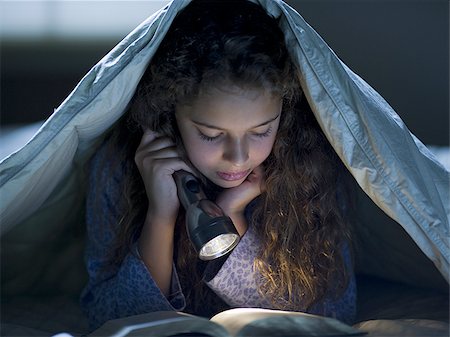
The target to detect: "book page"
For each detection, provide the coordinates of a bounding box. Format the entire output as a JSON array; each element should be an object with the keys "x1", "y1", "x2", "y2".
[
  {"x1": 211, "y1": 308, "x2": 363, "y2": 337},
  {"x1": 89, "y1": 311, "x2": 230, "y2": 337}
]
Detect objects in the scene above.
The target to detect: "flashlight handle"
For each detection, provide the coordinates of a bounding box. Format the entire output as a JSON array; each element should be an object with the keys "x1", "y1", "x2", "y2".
[
  {"x1": 173, "y1": 170, "x2": 207, "y2": 209},
  {"x1": 173, "y1": 170, "x2": 240, "y2": 260}
]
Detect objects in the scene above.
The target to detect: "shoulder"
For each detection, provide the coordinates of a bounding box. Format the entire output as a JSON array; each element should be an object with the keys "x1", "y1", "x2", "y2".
[
  {"x1": 85, "y1": 135, "x2": 133, "y2": 244},
  {"x1": 88, "y1": 135, "x2": 130, "y2": 187},
  {"x1": 86, "y1": 134, "x2": 133, "y2": 219}
]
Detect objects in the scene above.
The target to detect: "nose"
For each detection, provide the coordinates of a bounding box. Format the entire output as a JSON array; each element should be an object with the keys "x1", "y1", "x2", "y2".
[{"x1": 223, "y1": 137, "x2": 249, "y2": 166}]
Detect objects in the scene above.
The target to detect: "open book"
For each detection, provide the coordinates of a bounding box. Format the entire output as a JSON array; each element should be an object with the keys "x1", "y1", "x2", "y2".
[{"x1": 89, "y1": 308, "x2": 365, "y2": 337}]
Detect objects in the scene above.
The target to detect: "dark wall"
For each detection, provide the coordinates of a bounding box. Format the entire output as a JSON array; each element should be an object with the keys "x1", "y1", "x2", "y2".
[
  {"x1": 285, "y1": 0, "x2": 449, "y2": 146},
  {"x1": 1, "y1": 39, "x2": 118, "y2": 126},
  {"x1": 1, "y1": 0, "x2": 448, "y2": 146}
]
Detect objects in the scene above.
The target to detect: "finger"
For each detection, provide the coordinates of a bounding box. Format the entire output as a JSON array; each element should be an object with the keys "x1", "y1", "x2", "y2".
[
  {"x1": 139, "y1": 129, "x2": 159, "y2": 146},
  {"x1": 150, "y1": 157, "x2": 196, "y2": 177},
  {"x1": 254, "y1": 166, "x2": 267, "y2": 192},
  {"x1": 246, "y1": 166, "x2": 264, "y2": 184},
  {"x1": 138, "y1": 129, "x2": 167, "y2": 149},
  {"x1": 138, "y1": 146, "x2": 180, "y2": 164},
  {"x1": 137, "y1": 137, "x2": 176, "y2": 155},
  {"x1": 244, "y1": 167, "x2": 265, "y2": 195},
  {"x1": 143, "y1": 128, "x2": 163, "y2": 138},
  {"x1": 136, "y1": 138, "x2": 177, "y2": 165}
]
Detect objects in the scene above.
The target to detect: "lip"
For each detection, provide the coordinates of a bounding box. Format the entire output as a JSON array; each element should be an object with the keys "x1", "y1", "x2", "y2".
[{"x1": 216, "y1": 169, "x2": 251, "y2": 182}]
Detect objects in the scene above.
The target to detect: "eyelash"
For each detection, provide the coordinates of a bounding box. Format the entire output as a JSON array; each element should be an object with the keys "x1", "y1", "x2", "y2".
[
  {"x1": 198, "y1": 127, "x2": 273, "y2": 142},
  {"x1": 198, "y1": 132, "x2": 220, "y2": 142},
  {"x1": 254, "y1": 126, "x2": 273, "y2": 138}
]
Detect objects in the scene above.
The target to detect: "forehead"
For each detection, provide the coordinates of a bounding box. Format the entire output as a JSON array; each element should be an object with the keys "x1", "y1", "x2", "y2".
[{"x1": 176, "y1": 87, "x2": 282, "y2": 129}]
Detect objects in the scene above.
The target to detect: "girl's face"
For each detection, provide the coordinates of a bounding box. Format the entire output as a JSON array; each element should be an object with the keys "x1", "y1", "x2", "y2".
[{"x1": 176, "y1": 87, "x2": 282, "y2": 188}]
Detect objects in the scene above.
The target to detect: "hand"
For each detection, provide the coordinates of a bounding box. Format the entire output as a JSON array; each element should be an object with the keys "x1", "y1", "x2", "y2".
[
  {"x1": 215, "y1": 166, "x2": 265, "y2": 235},
  {"x1": 135, "y1": 129, "x2": 194, "y2": 297},
  {"x1": 134, "y1": 129, "x2": 194, "y2": 225}
]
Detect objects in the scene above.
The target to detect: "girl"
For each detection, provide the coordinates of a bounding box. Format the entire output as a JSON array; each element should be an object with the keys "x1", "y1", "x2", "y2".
[{"x1": 81, "y1": 0, "x2": 356, "y2": 330}]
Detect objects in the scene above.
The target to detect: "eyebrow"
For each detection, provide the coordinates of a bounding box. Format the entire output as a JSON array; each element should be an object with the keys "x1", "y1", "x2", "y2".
[{"x1": 191, "y1": 114, "x2": 280, "y2": 131}]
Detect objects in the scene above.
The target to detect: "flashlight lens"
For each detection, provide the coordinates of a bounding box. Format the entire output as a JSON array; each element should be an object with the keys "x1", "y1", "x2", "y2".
[{"x1": 199, "y1": 233, "x2": 240, "y2": 260}]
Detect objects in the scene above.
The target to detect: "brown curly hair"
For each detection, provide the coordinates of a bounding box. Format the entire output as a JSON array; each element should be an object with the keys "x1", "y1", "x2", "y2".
[{"x1": 103, "y1": 0, "x2": 352, "y2": 317}]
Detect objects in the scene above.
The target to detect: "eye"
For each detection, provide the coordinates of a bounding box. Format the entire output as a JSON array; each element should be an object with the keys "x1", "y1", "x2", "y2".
[
  {"x1": 198, "y1": 130, "x2": 222, "y2": 142},
  {"x1": 252, "y1": 126, "x2": 273, "y2": 138}
]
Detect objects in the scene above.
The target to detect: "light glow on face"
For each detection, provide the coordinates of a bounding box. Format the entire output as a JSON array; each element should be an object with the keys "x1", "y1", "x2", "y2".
[{"x1": 176, "y1": 87, "x2": 282, "y2": 188}]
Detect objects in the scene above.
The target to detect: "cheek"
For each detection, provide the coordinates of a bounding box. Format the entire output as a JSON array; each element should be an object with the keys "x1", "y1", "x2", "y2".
[
  {"x1": 250, "y1": 140, "x2": 275, "y2": 164},
  {"x1": 184, "y1": 137, "x2": 218, "y2": 169},
  {"x1": 251, "y1": 131, "x2": 278, "y2": 162}
]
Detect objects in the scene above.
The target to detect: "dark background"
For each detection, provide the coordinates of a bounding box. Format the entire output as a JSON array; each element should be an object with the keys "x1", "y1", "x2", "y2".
[{"x1": 1, "y1": 0, "x2": 448, "y2": 145}]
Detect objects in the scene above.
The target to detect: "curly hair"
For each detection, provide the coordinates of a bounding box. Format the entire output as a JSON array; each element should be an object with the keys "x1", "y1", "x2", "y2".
[{"x1": 102, "y1": 0, "x2": 352, "y2": 316}]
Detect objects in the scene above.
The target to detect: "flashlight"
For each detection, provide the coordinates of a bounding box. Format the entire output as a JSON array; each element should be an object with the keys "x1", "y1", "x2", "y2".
[{"x1": 173, "y1": 170, "x2": 240, "y2": 260}]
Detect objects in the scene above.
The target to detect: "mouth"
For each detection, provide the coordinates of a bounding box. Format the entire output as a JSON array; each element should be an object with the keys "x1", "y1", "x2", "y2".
[{"x1": 216, "y1": 169, "x2": 251, "y2": 182}]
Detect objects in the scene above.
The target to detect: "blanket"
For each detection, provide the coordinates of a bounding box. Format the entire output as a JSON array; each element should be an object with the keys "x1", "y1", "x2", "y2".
[{"x1": 0, "y1": 0, "x2": 448, "y2": 335}]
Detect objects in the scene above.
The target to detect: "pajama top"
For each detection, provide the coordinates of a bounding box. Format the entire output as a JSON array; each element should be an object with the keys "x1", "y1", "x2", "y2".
[{"x1": 80, "y1": 141, "x2": 356, "y2": 331}]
